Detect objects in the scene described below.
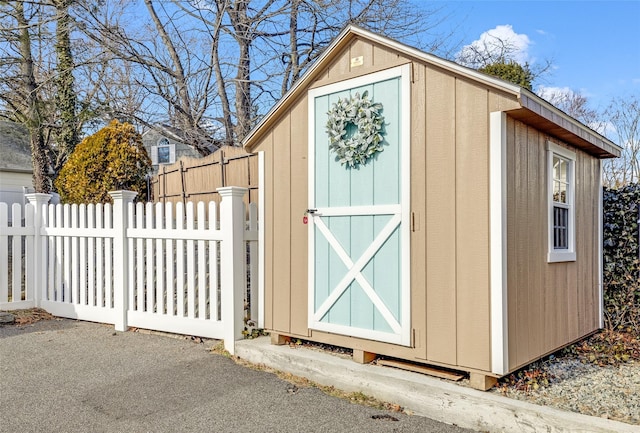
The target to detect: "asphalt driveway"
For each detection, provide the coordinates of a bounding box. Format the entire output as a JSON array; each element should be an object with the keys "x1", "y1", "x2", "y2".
[{"x1": 0, "y1": 319, "x2": 474, "y2": 433}]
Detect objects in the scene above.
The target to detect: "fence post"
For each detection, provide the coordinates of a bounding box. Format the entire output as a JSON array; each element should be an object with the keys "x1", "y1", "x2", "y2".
[
  {"x1": 218, "y1": 186, "x2": 247, "y2": 355},
  {"x1": 109, "y1": 190, "x2": 138, "y2": 331},
  {"x1": 24, "y1": 193, "x2": 52, "y2": 308}
]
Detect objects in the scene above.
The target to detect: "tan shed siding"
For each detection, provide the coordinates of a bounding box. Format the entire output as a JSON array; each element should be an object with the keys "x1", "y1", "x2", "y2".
[
  {"x1": 506, "y1": 117, "x2": 601, "y2": 372},
  {"x1": 314, "y1": 38, "x2": 406, "y2": 87},
  {"x1": 455, "y1": 79, "x2": 491, "y2": 371},
  {"x1": 289, "y1": 95, "x2": 310, "y2": 336},
  {"x1": 410, "y1": 62, "x2": 427, "y2": 355},
  {"x1": 423, "y1": 66, "x2": 458, "y2": 365}
]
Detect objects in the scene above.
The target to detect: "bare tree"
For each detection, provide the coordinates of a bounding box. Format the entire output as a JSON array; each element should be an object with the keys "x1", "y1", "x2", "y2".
[
  {"x1": 76, "y1": 0, "x2": 224, "y2": 154},
  {"x1": 0, "y1": 1, "x2": 54, "y2": 192},
  {"x1": 603, "y1": 95, "x2": 640, "y2": 187},
  {"x1": 537, "y1": 87, "x2": 601, "y2": 126},
  {"x1": 75, "y1": 0, "x2": 453, "y2": 148}
]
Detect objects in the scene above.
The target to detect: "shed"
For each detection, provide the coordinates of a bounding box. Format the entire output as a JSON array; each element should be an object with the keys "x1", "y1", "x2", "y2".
[{"x1": 242, "y1": 26, "x2": 622, "y2": 389}]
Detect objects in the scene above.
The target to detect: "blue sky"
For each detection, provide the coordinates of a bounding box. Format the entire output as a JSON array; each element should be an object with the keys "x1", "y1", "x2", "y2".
[{"x1": 427, "y1": 0, "x2": 640, "y2": 109}]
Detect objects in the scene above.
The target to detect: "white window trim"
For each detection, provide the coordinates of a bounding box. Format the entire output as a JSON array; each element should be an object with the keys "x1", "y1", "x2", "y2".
[{"x1": 547, "y1": 141, "x2": 576, "y2": 262}]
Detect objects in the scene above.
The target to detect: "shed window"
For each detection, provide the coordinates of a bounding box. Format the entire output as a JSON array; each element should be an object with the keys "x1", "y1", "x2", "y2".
[
  {"x1": 547, "y1": 142, "x2": 576, "y2": 262},
  {"x1": 151, "y1": 138, "x2": 175, "y2": 165}
]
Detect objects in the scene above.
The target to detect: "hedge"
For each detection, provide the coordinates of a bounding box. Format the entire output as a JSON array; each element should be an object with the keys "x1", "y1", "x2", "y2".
[
  {"x1": 603, "y1": 183, "x2": 640, "y2": 333},
  {"x1": 55, "y1": 120, "x2": 151, "y2": 204}
]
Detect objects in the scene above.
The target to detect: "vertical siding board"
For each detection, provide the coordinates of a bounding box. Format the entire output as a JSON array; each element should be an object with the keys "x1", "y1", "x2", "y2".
[
  {"x1": 425, "y1": 67, "x2": 457, "y2": 364},
  {"x1": 290, "y1": 97, "x2": 309, "y2": 336},
  {"x1": 506, "y1": 117, "x2": 519, "y2": 370},
  {"x1": 410, "y1": 63, "x2": 427, "y2": 356},
  {"x1": 272, "y1": 115, "x2": 292, "y2": 332},
  {"x1": 327, "y1": 48, "x2": 350, "y2": 79},
  {"x1": 574, "y1": 152, "x2": 587, "y2": 336},
  {"x1": 526, "y1": 126, "x2": 543, "y2": 359},
  {"x1": 534, "y1": 133, "x2": 548, "y2": 356},
  {"x1": 514, "y1": 121, "x2": 530, "y2": 367},
  {"x1": 591, "y1": 158, "x2": 601, "y2": 331},
  {"x1": 455, "y1": 79, "x2": 490, "y2": 371}
]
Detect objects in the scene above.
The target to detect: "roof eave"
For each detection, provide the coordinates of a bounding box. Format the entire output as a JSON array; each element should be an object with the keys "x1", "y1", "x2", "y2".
[{"x1": 516, "y1": 88, "x2": 622, "y2": 158}]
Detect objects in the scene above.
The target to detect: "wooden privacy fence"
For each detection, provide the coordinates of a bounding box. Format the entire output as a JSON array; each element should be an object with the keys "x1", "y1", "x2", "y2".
[
  {"x1": 0, "y1": 187, "x2": 258, "y2": 355},
  {"x1": 151, "y1": 146, "x2": 259, "y2": 206}
]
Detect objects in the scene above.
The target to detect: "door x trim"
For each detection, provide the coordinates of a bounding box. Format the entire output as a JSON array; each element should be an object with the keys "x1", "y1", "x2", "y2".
[{"x1": 312, "y1": 213, "x2": 402, "y2": 334}]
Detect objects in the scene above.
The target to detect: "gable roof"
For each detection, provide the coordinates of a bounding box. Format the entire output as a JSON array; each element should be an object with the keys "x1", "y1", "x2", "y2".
[
  {"x1": 243, "y1": 25, "x2": 621, "y2": 159},
  {"x1": 0, "y1": 121, "x2": 32, "y2": 173}
]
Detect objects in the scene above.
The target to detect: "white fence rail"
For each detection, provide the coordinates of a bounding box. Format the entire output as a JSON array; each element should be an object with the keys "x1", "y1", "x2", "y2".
[{"x1": 0, "y1": 187, "x2": 257, "y2": 354}]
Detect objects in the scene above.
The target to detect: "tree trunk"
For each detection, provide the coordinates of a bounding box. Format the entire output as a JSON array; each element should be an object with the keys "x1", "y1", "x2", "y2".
[
  {"x1": 53, "y1": 0, "x2": 79, "y2": 174},
  {"x1": 16, "y1": 2, "x2": 51, "y2": 193}
]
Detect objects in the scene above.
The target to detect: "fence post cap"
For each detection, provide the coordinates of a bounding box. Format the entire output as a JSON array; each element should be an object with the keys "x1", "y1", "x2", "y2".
[
  {"x1": 217, "y1": 186, "x2": 248, "y2": 198},
  {"x1": 108, "y1": 190, "x2": 138, "y2": 201},
  {"x1": 24, "y1": 193, "x2": 52, "y2": 203}
]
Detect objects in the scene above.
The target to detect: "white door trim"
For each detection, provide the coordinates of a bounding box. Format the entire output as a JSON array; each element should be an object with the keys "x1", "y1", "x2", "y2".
[{"x1": 307, "y1": 64, "x2": 411, "y2": 346}]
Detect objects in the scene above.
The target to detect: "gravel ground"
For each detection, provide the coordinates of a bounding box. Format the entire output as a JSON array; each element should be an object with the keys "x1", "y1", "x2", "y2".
[{"x1": 489, "y1": 357, "x2": 640, "y2": 425}]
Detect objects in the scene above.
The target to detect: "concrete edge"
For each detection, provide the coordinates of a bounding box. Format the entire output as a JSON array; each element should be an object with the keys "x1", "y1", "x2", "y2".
[{"x1": 235, "y1": 337, "x2": 636, "y2": 433}]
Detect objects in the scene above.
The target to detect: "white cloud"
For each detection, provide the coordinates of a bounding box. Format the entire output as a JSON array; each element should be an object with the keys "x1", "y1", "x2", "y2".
[{"x1": 457, "y1": 25, "x2": 531, "y2": 67}]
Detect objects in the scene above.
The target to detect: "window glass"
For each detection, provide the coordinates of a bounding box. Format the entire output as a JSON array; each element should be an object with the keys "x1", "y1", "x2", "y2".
[
  {"x1": 157, "y1": 146, "x2": 171, "y2": 164},
  {"x1": 547, "y1": 142, "x2": 576, "y2": 262},
  {"x1": 552, "y1": 155, "x2": 568, "y2": 204}
]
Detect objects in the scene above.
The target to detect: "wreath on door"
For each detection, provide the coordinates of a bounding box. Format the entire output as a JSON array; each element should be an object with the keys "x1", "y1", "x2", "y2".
[{"x1": 325, "y1": 91, "x2": 385, "y2": 168}]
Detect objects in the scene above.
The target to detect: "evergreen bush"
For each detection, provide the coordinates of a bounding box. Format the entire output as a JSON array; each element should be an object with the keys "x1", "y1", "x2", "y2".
[{"x1": 55, "y1": 120, "x2": 151, "y2": 203}]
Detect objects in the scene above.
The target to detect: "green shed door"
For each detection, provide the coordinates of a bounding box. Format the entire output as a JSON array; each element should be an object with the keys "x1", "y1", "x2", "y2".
[{"x1": 307, "y1": 65, "x2": 411, "y2": 346}]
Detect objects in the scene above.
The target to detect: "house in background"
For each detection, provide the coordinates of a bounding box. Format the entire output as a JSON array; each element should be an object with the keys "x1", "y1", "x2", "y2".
[
  {"x1": 142, "y1": 125, "x2": 217, "y2": 174},
  {"x1": 0, "y1": 121, "x2": 33, "y2": 209}
]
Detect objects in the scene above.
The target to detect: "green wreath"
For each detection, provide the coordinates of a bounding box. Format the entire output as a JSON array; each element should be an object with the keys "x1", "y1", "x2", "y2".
[{"x1": 325, "y1": 91, "x2": 385, "y2": 168}]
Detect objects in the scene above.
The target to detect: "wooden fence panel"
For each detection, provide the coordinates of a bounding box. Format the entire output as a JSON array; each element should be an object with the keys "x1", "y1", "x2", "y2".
[{"x1": 151, "y1": 146, "x2": 259, "y2": 207}]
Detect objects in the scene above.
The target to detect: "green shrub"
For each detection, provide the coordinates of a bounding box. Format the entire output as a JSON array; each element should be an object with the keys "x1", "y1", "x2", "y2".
[
  {"x1": 603, "y1": 183, "x2": 640, "y2": 334},
  {"x1": 55, "y1": 120, "x2": 151, "y2": 203}
]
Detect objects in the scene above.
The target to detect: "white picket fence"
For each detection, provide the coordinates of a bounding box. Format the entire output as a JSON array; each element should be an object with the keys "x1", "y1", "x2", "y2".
[{"x1": 0, "y1": 187, "x2": 257, "y2": 354}]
